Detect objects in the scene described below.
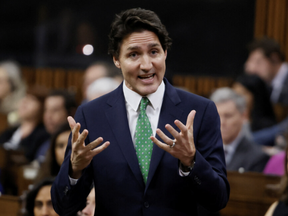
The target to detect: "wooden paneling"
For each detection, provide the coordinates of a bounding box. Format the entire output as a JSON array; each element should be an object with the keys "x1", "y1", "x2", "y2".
[
  {"x1": 254, "y1": 0, "x2": 288, "y2": 61},
  {"x1": 0, "y1": 195, "x2": 20, "y2": 216},
  {"x1": 173, "y1": 75, "x2": 233, "y2": 97},
  {"x1": 220, "y1": 171, "x2": 281, "y2": 216}
]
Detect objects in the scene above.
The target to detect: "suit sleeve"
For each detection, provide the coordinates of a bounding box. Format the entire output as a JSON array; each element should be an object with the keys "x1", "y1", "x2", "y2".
[
  {"x1": 186, "y1": 101, "x2": 230, "y2": 211},
  {"x1": 51, "y1": 106, "x2": 94, "y2": 215}
]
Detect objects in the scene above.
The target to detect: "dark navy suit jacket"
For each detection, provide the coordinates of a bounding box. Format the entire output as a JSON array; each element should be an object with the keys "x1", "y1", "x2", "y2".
[{"x1": 51, "y1": 78, "x2": 229, "y2": 216}]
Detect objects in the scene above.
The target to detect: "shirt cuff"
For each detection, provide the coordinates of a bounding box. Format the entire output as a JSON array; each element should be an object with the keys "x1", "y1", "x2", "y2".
[
  {"x1": 69, "y1": 175, "x2": 79, "y2": 185},
  {"x1": 179, "y1": 168, "x2": 191, "y2": 177}
]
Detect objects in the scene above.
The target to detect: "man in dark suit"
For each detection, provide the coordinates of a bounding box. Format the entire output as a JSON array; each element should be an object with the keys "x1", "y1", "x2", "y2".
[
  {"x1": 245, "y1": 37, "x2": 288, "y2": 105},
  {"x1": 210, "y1": 87, "x2": 270, "y2": 172},
  {"x1": 51, "y1": 8, "x2": 229, "y2": 215}
]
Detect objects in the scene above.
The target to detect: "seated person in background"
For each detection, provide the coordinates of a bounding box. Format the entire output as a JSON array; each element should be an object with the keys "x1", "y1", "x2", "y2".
[
  {"x1": 35, "y1": 123, "x2": 70, "y2": 181},
  {"x1": 0, "y1": 85, "x2": 49, "y2": 163},
  {"x1": 233, "y1": 74, "x2": 277, "y2": 133},
  {"x1": 86, "y1": 77, "x2": 119, "y2": 102},
  {"x1": 24, "y1": 178, "x2": 58, "y2": 216},
  {"x1": 210, "y1": 87, "x2": 270, "y2": 172},
  {"x1": 36, "y1": 89, "x2": 77, "y2": 163},
  {"x1": 265, "y1": 145, "x2": 288, "y2": 215},
  {"x1": 0, "y1": 60, "x2": 26, "y2": 127},
  {"x1": 77, "y1": 187, "x2": 96, "y2": 216},
  {"x1": 245, "y1": 37, "x2": 288, "y2": 105}
]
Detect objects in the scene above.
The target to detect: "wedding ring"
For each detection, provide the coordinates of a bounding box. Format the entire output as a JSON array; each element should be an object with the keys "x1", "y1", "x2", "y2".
[{"x1": 170, "y1": 140, "x2": 176, "y2": 148}]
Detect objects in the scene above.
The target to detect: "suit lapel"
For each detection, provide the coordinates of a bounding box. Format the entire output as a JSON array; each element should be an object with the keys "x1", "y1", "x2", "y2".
[
  {"x1": 145, "y1": 79, "x2": 183, "y2": 190},
  {"x1": 105, "y1": 84, "x2": 145, "y2": 188}
]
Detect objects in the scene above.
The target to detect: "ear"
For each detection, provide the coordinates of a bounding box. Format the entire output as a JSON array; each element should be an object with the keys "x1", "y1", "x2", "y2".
[
  {"x1": 164, "y1": 50, "x2": 167, "y2": 60},
  {"x1": 113, "y1": 56, "x2": 121, "y2": 69}
]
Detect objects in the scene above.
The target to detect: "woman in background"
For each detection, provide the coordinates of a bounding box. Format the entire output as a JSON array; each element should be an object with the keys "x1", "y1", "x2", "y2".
[{"x1": 35, "y1": 123, "x2": 70, "y2": 181}]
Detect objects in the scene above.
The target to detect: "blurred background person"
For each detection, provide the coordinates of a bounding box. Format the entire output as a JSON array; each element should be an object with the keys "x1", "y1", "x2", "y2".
[
  {"x1": 233, "y1": 74, "x2": 277, "y2": 133},
  {"x1": 210, "y1": 87, "x2": 270, "y2": 172},
  {"x1": 245, "y1": 37, "x2": 288, "y2": 105},
  {"x1": 86, "y1": 77, "x2": 119, "y2": 102},
  {"x1": 36, "y1": 89, "x2": 77, "y2": 163},
  {"x1": 24, "y1": 178, "x2": 58, "y2": 216},
  {"x1": 35, "y1": 123, "x2": 70, "y2": 181},
  {"x1": 77, "y1": 187, "x2": 96, "y2": 216},
  {"x1": 0, "y1": 86, "x2": 49, "y2": 163},
  {"x1": 81, "y1": 61, "x2": 122, "y2": 103},
  {"x1": 0, "y1": 60, "x2": 26, "y2": 128}
]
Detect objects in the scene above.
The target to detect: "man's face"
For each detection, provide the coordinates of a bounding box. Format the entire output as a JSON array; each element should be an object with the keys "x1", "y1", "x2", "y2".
[
  {"x1": 34, "y1": 185, "x2": 58, "y2": 216},
  {"x1": 245, "y1": 49, "x2": 274, "y2": 83},
  {"x1": 44, "y1": 96, "x2": 68, "y2": 134},
  {"x1": 114, "y1": 30, "x2": 167, "y2": 96},
  {"x1": 216, "y1": 100, "x2": 244, "y2": 145}
]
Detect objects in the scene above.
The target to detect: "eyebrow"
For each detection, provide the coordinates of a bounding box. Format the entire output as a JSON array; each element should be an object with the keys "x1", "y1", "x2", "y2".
[{"x1": 126, "y1": 43, "x2": 161, "y2": 51}]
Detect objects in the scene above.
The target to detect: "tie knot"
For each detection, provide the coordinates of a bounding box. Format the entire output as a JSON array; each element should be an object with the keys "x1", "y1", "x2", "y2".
[{"x1": 140, "y1": 97, "x2": 149, "y2": 111}]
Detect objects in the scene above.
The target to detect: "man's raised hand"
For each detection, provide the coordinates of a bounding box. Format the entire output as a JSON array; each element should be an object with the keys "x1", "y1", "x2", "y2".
[
  {"x1": 150, "y1": 110, "x2": 196, "y2": 167},
  {"x1": 67, "y1": 116, "x2": 110, "y2": 179}
]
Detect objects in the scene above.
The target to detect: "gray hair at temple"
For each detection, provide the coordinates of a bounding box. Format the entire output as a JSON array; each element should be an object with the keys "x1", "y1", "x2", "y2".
[{"x1": 210, "y1": 87, "x2": 246, "y2": 114}]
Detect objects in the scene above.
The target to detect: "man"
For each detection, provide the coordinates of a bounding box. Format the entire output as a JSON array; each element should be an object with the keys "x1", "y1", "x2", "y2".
[
  {"x1": 82, "y1": 62, "x2": 111, "y2": 102},
  {"x1": 245, "y1": 37, "x2": 288, "y2": 105},
  {"x1": 52, "y1": 8, "x2": 229, "y2": 215},
  {"x1": 36, "y1": 90, "x2": 77, "y2": 162},
  {"x1": 210, "y1": 87, "x2": 270, "y2": 172}
]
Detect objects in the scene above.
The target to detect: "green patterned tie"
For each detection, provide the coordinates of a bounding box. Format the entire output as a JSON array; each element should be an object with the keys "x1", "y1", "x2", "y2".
[{"x1": 135, "y1": 97, "x2": 153, "y2": 184}]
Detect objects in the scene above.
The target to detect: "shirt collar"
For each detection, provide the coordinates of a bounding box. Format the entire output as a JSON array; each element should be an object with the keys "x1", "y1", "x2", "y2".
[
  {"x1": 123, "y1": 80, "x2": 165, "y2": 111},
  {"x1": 271, "y1": 63, "x2": 288, "y2": 87},
  {"x1": 223, "y1": 129, "x2": 244, "y2": 153}
]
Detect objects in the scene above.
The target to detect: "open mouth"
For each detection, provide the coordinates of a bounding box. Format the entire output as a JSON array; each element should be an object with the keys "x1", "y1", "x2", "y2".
[{"x1": 138, "y1": 73, "x2": 155, "y2": 79}]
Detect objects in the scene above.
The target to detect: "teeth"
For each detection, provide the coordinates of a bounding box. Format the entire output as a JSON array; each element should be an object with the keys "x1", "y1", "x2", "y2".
[{"x1": 140, "y1": 74, "x2": 154, "y2": 79}]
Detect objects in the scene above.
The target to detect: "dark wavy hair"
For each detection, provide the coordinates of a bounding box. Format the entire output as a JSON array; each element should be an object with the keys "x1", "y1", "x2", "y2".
[
  {"x1": 247, "y1": 36, "x2": 285, "y2": 62},
  {"x1": 24, "y1": 177, "x2": 55, "y2": 216},
  {"x1": 108, "y1": 8, "x2": 172, "y2": 59},
  {"x1": 35, "y1": 122, "x2": 70, "y2": 182}
]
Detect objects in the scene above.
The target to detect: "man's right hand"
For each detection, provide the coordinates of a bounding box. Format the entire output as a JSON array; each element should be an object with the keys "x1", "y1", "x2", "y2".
[{"x1": 67, "y1": 116, "x2": 110, "y2": 179}]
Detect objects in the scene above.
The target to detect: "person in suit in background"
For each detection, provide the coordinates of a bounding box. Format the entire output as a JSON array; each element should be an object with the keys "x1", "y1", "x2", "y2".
[
  {"x1": 210, "y1": 87, "x2": 270, "y2": 172},
  {"x1": 36, "y1": 89, "x2": 77, "y2": 163},
  {"x1": 245, "y1": 37, "x2": 288, "y2": 105},
  {"x1": 52, "y1": 8, "x2": 229, "y2": 215}
]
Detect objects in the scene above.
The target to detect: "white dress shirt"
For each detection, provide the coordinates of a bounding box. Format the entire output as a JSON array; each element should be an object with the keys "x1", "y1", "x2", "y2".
[
  {"x1": 123, "y1": 80, "x2": 164, "y2": 145},
  {"x1": 271, "y1": 63, "x2": 288, "y2": 103},
  {"x1": 223, "y1": 130, "x2": 244, "y2": 165}
]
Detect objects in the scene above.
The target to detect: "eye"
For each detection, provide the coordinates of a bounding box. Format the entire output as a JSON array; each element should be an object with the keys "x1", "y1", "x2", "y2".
[
  {"x1": 151, "y1": 50, "x2": 158, "y2": 55},
  {"x1": 129, "y1": 52, "x2": 138, "y2": 58}
]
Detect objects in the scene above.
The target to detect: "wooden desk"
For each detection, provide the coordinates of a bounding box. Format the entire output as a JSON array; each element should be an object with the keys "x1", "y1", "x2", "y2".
[
  {"x1": 220, "y1": 171, "x2": 281, "y2": 216},
  {"x1": 0, "y1": 194, "x2": 20, "y2": 216}
]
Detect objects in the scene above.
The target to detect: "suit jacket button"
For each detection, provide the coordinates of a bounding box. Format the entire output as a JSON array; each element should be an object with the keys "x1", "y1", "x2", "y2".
[{"x1": 144, "y1": 202, "x2": 149, "y2": 208}]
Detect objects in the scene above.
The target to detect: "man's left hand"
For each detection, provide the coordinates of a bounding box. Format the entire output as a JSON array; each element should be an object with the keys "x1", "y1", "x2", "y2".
[{"x1": 150, "y1": 110, "x2": 196, "y2": 167}]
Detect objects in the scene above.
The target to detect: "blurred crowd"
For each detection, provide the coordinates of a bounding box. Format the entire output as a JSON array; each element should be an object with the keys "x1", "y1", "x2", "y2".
[{"x1": 0, "y1": 36, "x2": 288, "y2": 215}]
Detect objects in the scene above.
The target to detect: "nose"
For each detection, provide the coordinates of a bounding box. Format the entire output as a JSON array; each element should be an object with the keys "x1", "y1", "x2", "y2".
[
  {"x1": 140, "y1": 54, "x2": 152, "y2": 72},
  {"x1": 40, "y1": 205, "x2": 49, "y2": 216}
]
